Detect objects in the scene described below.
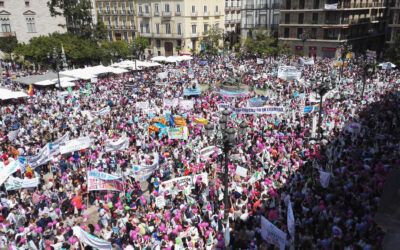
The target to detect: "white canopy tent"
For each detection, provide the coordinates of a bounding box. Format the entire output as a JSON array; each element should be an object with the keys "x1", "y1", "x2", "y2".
[
  {"x1": 34, "y1": 77, "x2": 76, "y2": 88},
  {"x1": 151, "y1": 55, "x2": 193, "y2": 63},
  {"x1": 61, "y1": 65, "x2": 128, "y2": 79},
  {"x1": 0, "y1": 88, "x2": 29, "y2": 100}
]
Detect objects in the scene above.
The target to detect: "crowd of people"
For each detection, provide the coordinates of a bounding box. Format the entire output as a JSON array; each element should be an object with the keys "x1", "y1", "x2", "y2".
[{"x1": 0, "y1": 54, "x2": 398, "y2": 249}]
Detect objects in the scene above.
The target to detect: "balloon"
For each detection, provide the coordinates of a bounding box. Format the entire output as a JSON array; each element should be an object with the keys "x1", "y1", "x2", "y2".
[
  {"x1": 124, "y1": 206, "x2": 130, "y2": 210},
  {"x1": 189, "y1": 242, "x2": 194, "y2": 247},
  {"x1": 176, "y1": 238, "x2": 182, "y2": 244},
  {"x1": 55, "y1": 208, "x2": 60, "y2": 213},
  {"x1": 95, "y1": 224, "x2": 101, "y2": 232},
  {"x1": 18, "y1": 227, "x2": 24, "y2": 233},
  {"x1": 81, "y1": 225, "x2": 86, "y2": 230},
  {"x1": 163, "y1": 235, "x2": 168, "y2": 241},
  {"x1": 108, "y1": 203, "x2": 113, "y2": 209}
]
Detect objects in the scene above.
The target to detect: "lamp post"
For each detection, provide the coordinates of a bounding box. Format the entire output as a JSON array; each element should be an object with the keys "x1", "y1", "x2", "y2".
[
  {"x1": 314, "y1": 80, "x2": 330, "y2": 140},
  {"x1": 299, "y1": 32, "x2": 310, "y2": 57},
  {"x1": 47, "y1": 46, "x2": 68, "y2": 89},
  {"x1": 128, "y1": 40, "x2": 138, "y2": 71},
  {"x1": 358, "y1": 54, "x2": 375, "y2": 100},
  {"x1": 205, "y1": 110, "x2": 248, "y2": 248},
  {"x1": 338, "y1": 41, "x2": 352, "y2": 81}
]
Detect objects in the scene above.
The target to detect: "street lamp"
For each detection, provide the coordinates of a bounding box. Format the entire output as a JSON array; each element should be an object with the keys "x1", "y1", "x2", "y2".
[
  {"x1": 47, "y1": 46, "x2": 68, "y2": 89},
  {"x1": 314, "y1": 80, "x2": 330, "y2": 140},
  {"x1": 338, "y1": 41, "x2": 352, "y2": 81},
  {"x1": 204, "y1": 109, "x2": 248, "y2": 248},
  {"x1": 358, "y1": 54, "x2": 375, "y2": 100},
  {"x1": 128, "y1": 40, "x2": 138, "y2": 71}
]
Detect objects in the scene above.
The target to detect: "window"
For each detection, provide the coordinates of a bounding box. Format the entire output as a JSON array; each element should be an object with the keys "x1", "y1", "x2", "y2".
[
  {"x1": 124, "y1": 31, "x2": 128, "y2": 41},
  {"x1": 107, "y1": 17, "x2": 111, "y2": 27},
  {"x1": 165, "y1": 4, "x2": 170, "y2": 12},
  {"x1": 298, "y1": 13, "x2": 304, "y2": 24},
  {"x1": 138, "y1": 5, "x2": 143, "y2": 14},
  {"x1": 204, "y1": 24, "x2": 208, "y2": 32},
  {"x1": 98, "y1": 6, "x2": 103, "y2": 13},
  {"x1": 215, "y1": 22, "x2": 219, "y2": 30},
  {"x1": 145, "y1": 5, "x2": 149, "y2": 13},
  {"x1": 299, "y1": 0, "x2": 305, "y2": 9},
  {"x1": 129, "y1": 3, "x2": 134, "y2": 13},
  {"x1": 1, "y1": 18, "x2": 11, "y2": 32},
  {"x1": 297, "y1": 28, "x2": 303, "y2": 38},
  {"x1": 204, "y1": 5, "x2": 207, "y2": 13},
  {"x1": 165, "y1": 22, "x2": 171, "y2": 34},
  {"x1": 121, "y1": 3, "x2": 126, "y2": 13},
  {"x1": 215, "y1": 5, "x2": 219, "y2": 13},
  {"x1": 0, "y1": 1, "x2": 4, "y2": 7},
  {"x1": 156, "y1": 23, "x2": 160, "y2": 34},
  {"x1": 131, "y1": 32, "x2": 135, "y2": 41},
  {"x1": 177, "y1": 23, "x2": 182, "y2": 35},
  {"x1": 106, "y1": 4, "x2": 110, "y2": 13},
  {"x1": 285, "y1": 14, "x2": 290, "y2": 24},
  {"x1": 140, "y1": 22, "x2": 144, "y2": 33},
  {"x1": 192, "y1": 5, "x2": 196, "y2": 13},
  {"x1": 155, "y1": 4, "x2": 159, "y2": 14},
  {"x1": 177, "y1": 39, "x2": 182, "y2": 48},
  {"x1": 191, "y1": 24, "x2": 197, "y2": 34},
  {"x1": 284, "y1": 28, "x2": 289, "y2": 38},
  {"x1": 130, "y1": 19, "x2": 135, "y2": 29},
  {"x1": 25, "y1": 1, "x2": 29, "y2": 7},
  {"x1": 313, "y1": 0, "x2": 320, "y2": 9},
  {"x1": 311, "y1": 28, "x2": 317, "y2": 38},
  {"x1": 156, "y1": 39, "x2": 161, "y2": 48},
  {"x1": 177, "y1": 4, "x2": 181, "y2": 13},
  {"x1": 114, "y1": 16, "x2": 118, "y2": 27},
  {"x1": 122, "y1": 19, "x2": 126, "y2": 28},
  {"x1": 113, "y1": 5, "x2": 117, "y2": 14},
  {"x1": 145, "y1": 23, "x2": 150, "y2": 33},
  {"x1": 286, "y1": 0, "x2": 291, "y2": 9},
  {"x1": 312, "y1": 13, "x2": 318, "y2": 24},
  {"x1": 108, "y1": 31, "x2": 113, "y2": 41},
  {"x1": 26, "y1": 17, "x2": 35, "y2": 32}
]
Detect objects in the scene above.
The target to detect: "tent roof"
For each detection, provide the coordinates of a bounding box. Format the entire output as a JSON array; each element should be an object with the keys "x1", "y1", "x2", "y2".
[
  {"x1": 13, "y1": 72, "x2": 59, "y2": 85},
  {"x1": 0, "y1": 88, "x2": 29, "y2": 100}
]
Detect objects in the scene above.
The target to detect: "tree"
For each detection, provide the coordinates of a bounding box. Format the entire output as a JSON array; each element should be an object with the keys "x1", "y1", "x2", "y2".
[
  {"x1": 385, "y1": 34, "x2": 400, "y2": 66},
  {"x1": 101, "y1": 40, "x2": 130, "y2": 62},
  {"x1": 93, "y1": 21, "x2": 108, "y2": 43},
  {"x1": 0, "y1": 36, "x2": 18, "y2": 60},
  {"x1": 47, "y1": 0, "x2": 100, "y2": 40},
  {"x1": 132, "y1": 37, "x2": 149, "y2": 59},
  {"x1": 200, "y1": 25, "x2": 222, "y2": 55},
  {"x1": 243, "y1": 29, "x2": 278, "y2": 56},
  {"x1": 278, "y1": 41, "x2": 292, "y2": 57}
]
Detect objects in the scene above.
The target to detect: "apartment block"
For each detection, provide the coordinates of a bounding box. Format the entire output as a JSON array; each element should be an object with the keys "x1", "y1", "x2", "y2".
[
  {"x1": 241, "y1": 0, "x2": 280, "y2": 40},
  {"x1": 278, "y1": 0, "x2": 387, "y2": 58},
  {"x1": 135, "y1": 0, "x2": 224, "y2": 56},
  {"x1": 225, "y1": 0, "x2": 241, "y2": 47},
  {"x1": 0, "y1": 0, "x2": 66, "y2": 43},
  {"x1": 387, "y1": 0, "x2": 400, "y2": 44}
]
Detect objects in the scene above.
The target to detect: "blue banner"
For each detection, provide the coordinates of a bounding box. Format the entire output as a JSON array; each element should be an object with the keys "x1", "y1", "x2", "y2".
[
  {"x1": 183, "y1": 88, "x2": 202, "y2": 96},
  {"x1": 219, "y1": 89, "x2": 248, "y2": 97},
  {"x1": 303, "y1": 105, "x2": 319, "y2": 114}
]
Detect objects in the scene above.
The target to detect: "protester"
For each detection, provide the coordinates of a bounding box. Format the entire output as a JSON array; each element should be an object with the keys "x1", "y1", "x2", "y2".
[{"x1": 0, "y1": 54, "x2": 398, "y2": 249}]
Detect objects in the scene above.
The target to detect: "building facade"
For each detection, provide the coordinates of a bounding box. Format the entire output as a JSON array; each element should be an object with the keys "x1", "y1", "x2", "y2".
[
  {"x1": 387, "y1": 0, "x2": 400, "y2": 44},
  {"x1": 225, "y1": 0, "x2": 241, "y2": 47},
  {"x1": 95, "y1": 0, "x2": 136, "y2": 43},
  {"x1": 278, "y1": 0, "x2": 387, "y2": 58},
  {"x1": 0, "y1": 0, "x2": 66, "y2": 43},
  {"x1": 135, "y1": 0, "x2": 224, "y2": 56},
  {"x1": 240, "y1": 0, "x2": 280, "y2": 40}
]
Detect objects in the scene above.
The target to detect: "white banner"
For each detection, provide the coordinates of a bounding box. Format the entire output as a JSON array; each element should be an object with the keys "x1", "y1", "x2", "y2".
[
  {"x1": 159, "y1": 176, "x2": 192, "y2": 195},
  {"x1": 155, "y1": 196, "x2": 166, "y2": 208},
  {"x1": 168, "y1": 127, "x2": 188, "y2": 140},
  {"x1": 199, "y1": 146, "x2": 222, "y2": 160},
  {"x1": 236, "y1": 166, "x2": 248, "y2": 178},
  {"x1": 72, "y1": 226, "x2": 111, "y2": 250},
  {"x1": 311, "y1": 115, "x2": 317, "y2": 138},
  {"x1": 157, "y1": 72, "x2": 168, "y2": 79},
  {"x1": 60, "y1": 137, "x2": 92, "y2": 154},
  {"x1": 5, "y1": 177, "x2": 39, "y2": 190},
  {"x1": 0, "y1": 160, "x2": 20, "y2": 186},
  {"x1": 26, "y1": 145, "x2": 50, "y2": 169},
  {"x1": 257, "y1": 58, "x2": 264, "y2": 64},
  {"x1": 319, "y1": 171, "x2": 330, "y2": 188},
  {"x1": 260, "y1": 216, "x2": 287, "y2": 250},
  {"x1": 324, "y1": 3, "x2": 338, "y2": 10},
  {"x1": 135, "y1": 101, "x2": 149, "y2": 110},
  {"x1": 180, "y1": 100, "x2": 194, "y2": 110},
  {"x1": 163, "y1": 98, "x2": 179, "y2": 108},
  {"x1": 105, "y1": 136, "x2": 129, "y2": 152},
  {"x1": 287, "y1": 201, "x2": 295, "y2": 239},
  {"x1": 218, "y1": 104, "x2": 285, "y2": 114},
  {"x1": 91, "y1": 106, "x2": 110, "y2": 117},
  {"x1": 7, "y1": 130, "x2": 18, "y2": 140},
  {"x1": 278, "y1": 66, "x2": 302, "y2": 81}
]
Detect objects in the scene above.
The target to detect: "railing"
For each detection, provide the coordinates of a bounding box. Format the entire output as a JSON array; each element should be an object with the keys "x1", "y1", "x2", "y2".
[
  {"x1": 175, "y1": 11, "x2": 181, "y2": 16},
  {"x1": 215, "y1": 11, "x2": 220, "y2": 15},
  {"x1": 0, "y1": 32, "x2": 15, "y2": 37},
  {"x1": 120, "y1": 10, "x2": 126, "y2": 14},
  {"x1": 191, "y1": 32, "x2": 199, "y2": 37},
  {"x1": 138, "y1": 12, "x2": 143, "y2": 16},
  {"x1": 128, "y1": 10, "x2": 134, "y2": 14},
  {"x1": 191, "y1": 12, "x2": 197, "y2": 17},
  {"x1": 143, "y1": 12, "x2": 150, "y2": 17},
  {"x1": 154, "y1": 11, "x2": 160, "y2": 16},
  {"x1": 325, "y1": 19, "x2": 340, "y2": 24},
  {"x1": 203, "y1": 11, "x2": 209, "y2": 16},
  {"x1": 162, "y1": 11, "x2": 171, "y2": 17}
]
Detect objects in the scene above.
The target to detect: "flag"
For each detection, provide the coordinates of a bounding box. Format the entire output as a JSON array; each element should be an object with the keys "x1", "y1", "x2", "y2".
[
  {"x1": 28, "y1": 85, "x2": 34, "y2": 96},
  {"x1": 26, "y1": 165, "x2": 33, "y2": 179}
]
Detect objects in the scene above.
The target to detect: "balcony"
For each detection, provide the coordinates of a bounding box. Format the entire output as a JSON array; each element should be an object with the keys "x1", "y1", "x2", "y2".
[
  {"x1": 233, "y1": 6, "x2": 241, "y2": 11},
  {"x1": 138, "y1": 12, "x2": 143, "y2": 16},
  {"x1": 191, "y1": 32, "x2": 199, "y2": 38},
  {"x1": 215, "y1": 10, "x2": 221, "y2": 15},
  {"x1": 120, "y1": 10, "x2": 126, "y2": 15},
  {"x1": 325, "y1": 19, "x2": 341, "y2": 25},
  {"x1": 104, "y1": 10, "x2": 111, "y2": 15},
  {"x1": 203, "y1": 11, "x2": 209, "y2": 16},
  {"x1": 191, "y1": 12, "x2": 197, "y2": 17},
  {"x1": 154, "y1": 11, "x2": 160, "y2": 16},
  {"x1": 143, "y1": 12, "x2": 150, "y2": 17},
  {"x1": 0, "y1": 32, "x2": 14, "y2": 37},
  {"x1": 128, "y1": 10, "x2": 134, "y2": 15},
  {"x1": 175, "y1": 11, "x2": 181, "y2": 16},
  {"x1": 142, "y1": 32, "x2": 152, "y2": 37},
  {"x1": 162, "y1": 11, "x2": 172, "y2": 17}
]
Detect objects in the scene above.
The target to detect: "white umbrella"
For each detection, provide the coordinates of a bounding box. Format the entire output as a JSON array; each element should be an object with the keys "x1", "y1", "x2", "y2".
[{"x1": 151, "y1": 56, "x2": 167, "y2": 62}]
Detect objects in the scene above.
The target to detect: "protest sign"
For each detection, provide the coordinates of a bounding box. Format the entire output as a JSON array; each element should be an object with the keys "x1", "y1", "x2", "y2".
[
  {"x1": 135, "y1": 102, "x2": 149, "y2": 110},
  {"x1": 260, "y1": 216, "x2": 287, "y2": 250},
  {"x1": 278, "y1": 66, "x2": 302, "y2": 81},
  {"x1": 155, "y1": 196, "x2": 166, "y2": 208},
  {"x1": 257, "y1": 58, "x2": 264, "y2": 64},
  {"x1": 105, "y1": 136, "x2": 129, "y2": 152},
  {"x1": 179, "y1": 100, "x2": 194, "y2": 110},
  {"x1": 219, "y1": 89, "x2": 248, "y2": 98},
  {"x1": 87, "y1": 171, "x2": 124, "y2": 192},
  {"x1": 26, "y1": 145, "x2": 50, "y2": 169},
  {"x1": 60, "y1": 137, "x2": 92, "y2": 154},
  {"x1": 91, "y1": 107, "x2": 110, "y2": 117},
  {"x1": 218, "y1": 104, "x2": 285, "y2": 114},
  {"x1": 194, "y1": 118, "x2": 208, "y2": 125},
  {"x1": 163, "y1": 99, "x2": 179, "y2": 108},
  {"x1": 168, "y1": 127, "x2": 188, "y2": 140},
  {"x1": 183, "y1": 88, "x2": 201, "y2": 96},
  {"x1": 0, "y1": 160, "x2": 20, "y2": 186},
  {"x1": 5, "y1": 177, "x2": 39, "y2": 190},
  {"x1": 303, "y1": 105, "x2": 319, "y2": 114},
  {"x1": 72, "y1": 226, "x2": 112, "y2": 250},
  {"x1": 7, "y1": 130, "x2": 18, "y2": 140},
  {"x1": 236, "y1": 166, "x2": 248, "y2": 178},
  {"x1": 157, "y1": 72, "x2": 168, "y2": 79},
  {"x1": 159, "y1": 176, "x2": 192, "y2": 195},
  {"x1": 287, "y1": 201, "x2": 295, "y2": 239},
  {"x1": 199, "y1": 146, "x2": 222, "y2": 160},
  {"x1": 319, "y1": 171, "x2": 330, "y2": 188}
]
